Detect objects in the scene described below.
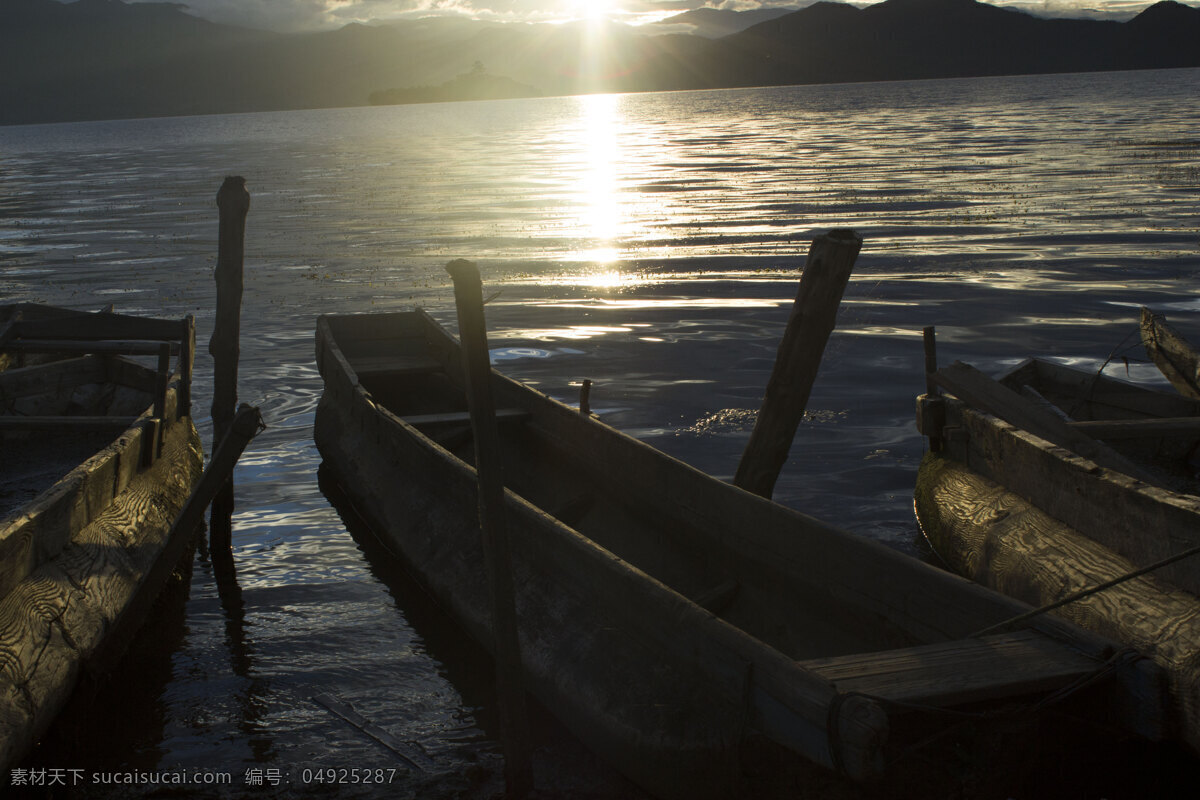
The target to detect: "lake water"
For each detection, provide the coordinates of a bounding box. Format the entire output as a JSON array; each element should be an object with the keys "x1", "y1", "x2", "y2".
[{"x1": 2, "y1": 68, "x2": 1199, "y2": 797}]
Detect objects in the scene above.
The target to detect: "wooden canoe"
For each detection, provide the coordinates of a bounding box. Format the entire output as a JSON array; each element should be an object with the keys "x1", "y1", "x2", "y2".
[
  {"x1": 1141, "y1": 307, "x2": 1200, "y2": 400},
  {"x1": 315, "y1": 309, "x2": 1164, "y2": 797},
  {"x1": 0, "y1": 303, "x2": 204, "y2": 769},
  {"x1": 916, "y1": 355, "x2": 1200, "y2": 756}
]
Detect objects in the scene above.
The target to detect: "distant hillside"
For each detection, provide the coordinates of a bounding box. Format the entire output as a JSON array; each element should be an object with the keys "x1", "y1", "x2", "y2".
[
  {"x1": 369, "y1": 63, "x2": 540, "y2": 105},
  {"x1": 717, "y1": 0, "x2": 1177, "y2": 83},
  {"x1": 638, "y1": 0, "x2": 1200, "y2": 90},
  {"x1": 647, "y1": 6, "x2": 803, "y2": 38},
  {"x1": 2, "y1": 0, "x2": 1199, "y2": 125}
]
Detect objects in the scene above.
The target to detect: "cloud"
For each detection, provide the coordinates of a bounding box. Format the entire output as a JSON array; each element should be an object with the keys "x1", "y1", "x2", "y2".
[
  {"x1": 999, "y1": 0, "x2": 1149, "y2": 17},
  {"x1": 157, "y1": 0, "x2": 375, "y2": 31},
  {"x1": 138, "y1": 0, "x2": 503, "y2": 31},
  {"x1": 136, "y1": 0, "x2": 1173, "y2": 32},
  {"x1": 144, "y1": 0, "x2": 772, "y2": 31}
]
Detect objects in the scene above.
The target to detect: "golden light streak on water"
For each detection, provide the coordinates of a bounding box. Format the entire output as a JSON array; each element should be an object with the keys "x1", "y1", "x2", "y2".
[{"x1": 573, "y1": 93, "x2": 624, "y2": 264}]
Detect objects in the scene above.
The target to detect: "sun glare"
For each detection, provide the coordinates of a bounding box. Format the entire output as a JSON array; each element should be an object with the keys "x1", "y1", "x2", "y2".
[
  {"x1": 569, "y1": 0, "x2": 620, "y2": 22},
  {"x1": 576, "y1": 93, "x2": 622, "y2": 264}
]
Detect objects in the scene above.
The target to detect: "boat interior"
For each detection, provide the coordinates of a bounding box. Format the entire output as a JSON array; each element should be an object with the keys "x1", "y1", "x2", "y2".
[
  {"x1": 998, "y1": 357, "x2": 1200, "y2": 489},
  {"x1": 0, "y1": 354, "x2": 158, "y2": 520},
  {"x1": 328, "y1": 312, "x2": 1056, "y2": 667}
]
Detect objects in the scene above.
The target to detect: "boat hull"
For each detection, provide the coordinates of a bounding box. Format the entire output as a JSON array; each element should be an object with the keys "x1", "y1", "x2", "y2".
[
  {"x1": 0, "y1": 306, "x2": 204, "y2": 769},
  {"x1": 316, "y1": 391, "x2": 767, "y2": 796},
  {"x1": 916, "y1": 451, "x2": 1200, "y2": 753},
  {"x1": 313, "y1": 332, "x2": 859, "y2": 797},
  {"x1": 317, "y1": 311, "x2": 1162, "y2": 796},
  {"x1": 916, "y1": 357, "x2": 1200, "y2": 754}
]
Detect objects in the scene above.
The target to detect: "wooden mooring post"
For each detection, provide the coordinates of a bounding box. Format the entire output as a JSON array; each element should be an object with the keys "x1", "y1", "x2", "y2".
[
  {"x1": 920, "y1": 326, "x2": 944, "y2": 453},
  {"x1": 209, "y1": 176, "x2": 249, "y2": 551},
  {"x1": 734, "y1": 230, "x2": 862, "y2": 499},
  {"x1": 445, "y1": 259, "x2": 534, "y2": 798}
]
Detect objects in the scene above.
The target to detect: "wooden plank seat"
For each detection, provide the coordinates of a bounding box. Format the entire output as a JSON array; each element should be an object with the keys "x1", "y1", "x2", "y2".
[
  {"x1": 0, "y1": 356, "x2": 107, "y2": 398},
  {"x1": 5, "y1": 339, "x2": 180, "y2": 356},
  {"x1": 352, "y1": 355, "x2": 443, "y2": 379},
  {"x1": 6, "y1": 312, "x2": 185, "y2": 344},
  {"x1": 403, "y1": 408, "x2": 531, "y2": 427},
  {"x1": 798, "y1": 630, "x2": 1103, "y2": 708},
  {"x1": 1067, "y1": 417, "x2": 1200, "y2": 439}
]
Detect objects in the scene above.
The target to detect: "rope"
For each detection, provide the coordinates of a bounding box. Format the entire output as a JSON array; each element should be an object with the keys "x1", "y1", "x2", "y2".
[
  {"x1": 1067, "y1": 323, "x2": 1145, "y2": 417},
  {"x1": 1030, "y1": 647, "x2": 1142, "y2": 712},
  {"x1": 970, "y1": 541, "x2": 1200, "y2": 638},
  {"x1": 913, "y1": 495, "x2": 954, "y2": 570}
]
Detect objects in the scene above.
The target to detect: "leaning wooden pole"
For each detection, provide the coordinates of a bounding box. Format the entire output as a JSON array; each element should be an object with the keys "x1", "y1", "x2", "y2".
[
  {"x1": 171, "y1": 405, "x2": 264, "y2": 549},
  {"x1": 209, "y1": 176, "x2": 250, "y2": 550},
  {"x1": 445, "y1": 259, "x2": 534, "y2": 798},
  {"x1": 1140, "y1": 306, "x2": 1200, "y2": 400},
  {"x1": 734, "y1": 229, "x2": 862, "y2": 499}
]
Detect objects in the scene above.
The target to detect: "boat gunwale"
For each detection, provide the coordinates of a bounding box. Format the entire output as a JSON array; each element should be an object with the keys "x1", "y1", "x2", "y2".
[
  {"x1": 998, "y1": 356, "x2": 1200, "y2": 420},
  {"x1": 931, "y1": 359, "x2": 1200, "y2": 596},
  {"x1": 318, "y1": 312, "x2": 1124, "y2": 646},
  {"x1": 314, "y1": 310, "x2": 900, "y2": 781},
  {"x1": 0, "y1": 309, "x2": 196, "y2": 602},
  {"x1": 315, "y1": 309, "x2": 1160, "y2": 786},
  {"x1": 0, "y1": 304, "x2": 204, "y2": 771}
]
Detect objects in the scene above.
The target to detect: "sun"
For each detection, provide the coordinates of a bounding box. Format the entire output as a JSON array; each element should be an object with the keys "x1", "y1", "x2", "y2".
[{"x1": 568, "y1": 0, "x2": 621, "y2": 22}]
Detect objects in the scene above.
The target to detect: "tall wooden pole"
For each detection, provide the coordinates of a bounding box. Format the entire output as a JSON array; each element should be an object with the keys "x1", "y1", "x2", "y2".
[
  {"x1": 445, "y1": 259, "x2": 534, "y2": 798},
  {"x1": 209, "y1": 176, "x2": 249, "y2": 551},
  {"x1": 921, "y1": 326, "x2": 944, "y2": 453},
  {"x1": 734, "y1": 229, "x2": 862, "y2": 499}
]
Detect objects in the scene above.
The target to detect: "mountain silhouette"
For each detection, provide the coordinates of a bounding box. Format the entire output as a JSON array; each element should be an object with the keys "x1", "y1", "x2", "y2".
[
  {"x1": 648, "y1": 6, "x2": 803, "y2": 38},
  {"x1": 724, "y1": 0, "x2": 1130, "y2": 83},
  {"x1": 2, "y1": 0, "x2": 1198, "y2": 125}
]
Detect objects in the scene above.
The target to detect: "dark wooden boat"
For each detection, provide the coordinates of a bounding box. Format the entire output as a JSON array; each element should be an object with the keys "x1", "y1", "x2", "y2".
[
  {"x1": 0, "y1": 304, "x2": 203, "y2": 769},
  {"x1": 916, "y1": 355, "x2": 1200, "y2": 757},
  {"x1": 316, "y1": 310, "x2": 1163, "y2": 798},
  {"x1": 1141, "y1": 307, "x2": 1200, "y2": 400}
]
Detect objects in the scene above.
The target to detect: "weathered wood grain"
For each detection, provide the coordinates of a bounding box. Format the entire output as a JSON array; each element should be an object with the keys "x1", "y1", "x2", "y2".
[
  {"x1": 316, "y1": 308, "x2": 1159, "y2": 795},
  {"x1": 9, "y1": 311, "x2": 185, "y2": 345},
  {"x1": 947, "y1": 401, "x2": 1200, "y2": 596},
  {"x1": 178, "y1": 315, "x2": 194, "y2": 418},
  {"x1": 0, "y1": 303, "x2": 202, "y2": 769},
  {"x1": 208, "y1": 177, "x2": 249, "y2": 550},
  {"x1": 935, "y1": 360, "x2": 1154, "y2": 482},
  {"x1": 4, "y1": 340, "x2": 180, "y2": 356},
  {"x1": 102, "y1": 355, "x2": 162, "y2": 396},
  {"x1": 1007, "y1": 357, "x2": 1200, "y2": 420},
  {"x1": 801, "y1": 629, "x2": 1102, "y2": 707},
  {"x1": 734, "y1": 230, "x2": 861, "y2": 498},
  {"x1": 916, "y1": 453, "x2": 1199, "y2": 749},
  {"x1": 0, "y1": 356, "x2": 106, "y2": 401},
  {"x1": 351, "y1": 354, "x2": 442, "y2": 378},
  {"x1": 403, "y1": 408, "x2": 530, "y2": 427},
  {"x1": 1142, "y1": 307, "x2": 1200, "y2": 400},
  {"x1": 0, "y1": 416, "x2": 202, "y2": 769},
  {"x1": 446, "y1": 259, "x2": 533, "y2": 797},
  {"x1": 1068, "y1": 416, "x2": 1200, "y2": 439}
]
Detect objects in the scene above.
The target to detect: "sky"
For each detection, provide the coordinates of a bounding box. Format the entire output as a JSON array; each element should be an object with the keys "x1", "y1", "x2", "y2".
[{"x1": 108, "y1": 0, "x2": 1169, "y2": 33}]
